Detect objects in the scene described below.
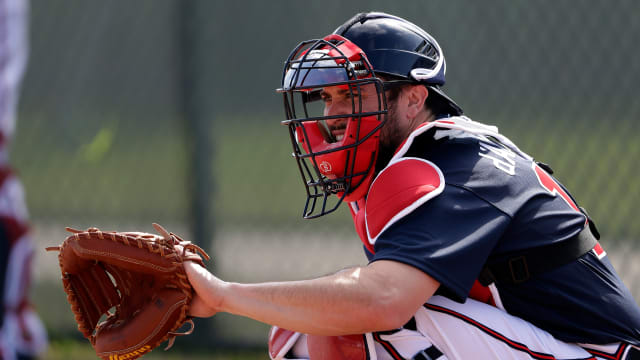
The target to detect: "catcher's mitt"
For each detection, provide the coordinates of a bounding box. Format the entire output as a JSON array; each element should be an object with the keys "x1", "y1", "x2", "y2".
[{"x1": 46, "y1": 223, "x2": 209, "y2": 360}]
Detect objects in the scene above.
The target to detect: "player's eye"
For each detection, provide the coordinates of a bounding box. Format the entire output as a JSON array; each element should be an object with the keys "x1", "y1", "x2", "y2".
[{"x1": 320, "y1": 93, "x2": 331, "y2": 103}]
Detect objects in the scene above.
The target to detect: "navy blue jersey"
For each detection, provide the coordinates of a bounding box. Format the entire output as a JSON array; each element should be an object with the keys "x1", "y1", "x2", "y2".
[{"x1": 366, "y1": 117, "x2": 640, "y2": 345}]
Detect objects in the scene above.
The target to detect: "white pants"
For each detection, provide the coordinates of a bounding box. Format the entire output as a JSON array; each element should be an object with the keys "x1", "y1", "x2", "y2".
[
  {"x1": 280, "y1": 295, "x2": 634, "y2": 360},
  {"x1": 375, "y1": 295, "x2": 628, "y2": 360}
]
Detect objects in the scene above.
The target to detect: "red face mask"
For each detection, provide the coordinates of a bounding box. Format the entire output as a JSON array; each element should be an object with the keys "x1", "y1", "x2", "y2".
[{"x1": 278, "y1": 34, "x2": 388, "y2": 218}]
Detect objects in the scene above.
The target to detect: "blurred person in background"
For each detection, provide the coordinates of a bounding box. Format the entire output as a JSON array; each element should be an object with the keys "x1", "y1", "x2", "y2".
[
  {"x1": 183, "y1": 12, "x2": 640, "y2": 360},
  {"x1": 0, "y1": 0, "x2": 47, "y2": 359}
]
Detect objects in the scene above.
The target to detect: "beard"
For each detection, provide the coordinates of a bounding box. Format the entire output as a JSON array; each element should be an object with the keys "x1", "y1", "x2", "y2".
[{"x1": 375, "y1": 101, "x2": 404, "y2": 173}]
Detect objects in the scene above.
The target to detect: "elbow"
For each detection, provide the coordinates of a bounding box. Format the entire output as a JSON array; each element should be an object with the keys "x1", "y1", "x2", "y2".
[
  {"x1": 378, "y1": 307, "x2": 416, "y2": 331},
  {"x1": 346, "y1": 260, "x2": 438, "y2": 333},
  {"x1": 364, "y1": 293, "x2": 418, "y2": 331}
]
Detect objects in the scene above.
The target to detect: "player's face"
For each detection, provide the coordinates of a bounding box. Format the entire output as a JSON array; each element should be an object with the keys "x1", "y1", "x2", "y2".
[
  {"x1": 318, "y1": 83, "x2": 382, "y2": 143},
  {"x1": 320, "y1": 84, "x2": 407, "y2": 150},
  {"x1": 317, "y1": 83, "x2": 409, "y2": 151}
]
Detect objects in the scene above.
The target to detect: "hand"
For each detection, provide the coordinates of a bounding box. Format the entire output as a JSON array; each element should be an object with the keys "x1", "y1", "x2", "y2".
[
  {"x1": 189, "y1": 292, "x2": 217, "y2": 318},
  {"x1": 183, "y1": 261, "x2": 227, "y2": 316}
]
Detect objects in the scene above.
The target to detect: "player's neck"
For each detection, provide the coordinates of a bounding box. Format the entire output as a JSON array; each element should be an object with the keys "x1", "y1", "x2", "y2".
[{"x1": 408, "y1": 107, "x2": 436, "y2": 133}]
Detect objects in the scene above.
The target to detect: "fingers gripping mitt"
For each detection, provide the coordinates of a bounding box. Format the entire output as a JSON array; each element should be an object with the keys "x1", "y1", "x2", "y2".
[{"x1": 46, "y1": 223, "x2": 210, "y2": 360}]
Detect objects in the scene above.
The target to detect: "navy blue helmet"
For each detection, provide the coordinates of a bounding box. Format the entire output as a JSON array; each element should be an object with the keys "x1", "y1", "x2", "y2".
[{"x1": 333, "y1": 12, "x2": 462, "y2": 116}]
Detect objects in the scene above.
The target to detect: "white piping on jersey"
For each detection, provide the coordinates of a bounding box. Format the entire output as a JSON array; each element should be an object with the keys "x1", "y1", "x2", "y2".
[
  {"x1": 365, "y1": 157, "x2": 445, "y2": 245},
  {"x1": 488, "y1": 283, "x2": 505, "y2": 311},
  {"x1": 364, "y1": 332, "x2": 378, "y2": 360},
  {"x1": 364, "y1": 117, "x2": 524, "y2": 245},
  {"x1": 390, "y1": 116, "x2": 532, "y2": 164}
]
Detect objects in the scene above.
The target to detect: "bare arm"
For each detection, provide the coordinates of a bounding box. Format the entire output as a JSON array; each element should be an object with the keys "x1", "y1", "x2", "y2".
[{"x1": 184, "y1": 259, "x2": 439, "y2": 335}]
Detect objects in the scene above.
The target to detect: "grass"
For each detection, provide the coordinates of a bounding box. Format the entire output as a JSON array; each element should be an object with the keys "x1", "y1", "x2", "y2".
[{"x1": 46, "y1": 339, "x2": 266, "y2": 360}]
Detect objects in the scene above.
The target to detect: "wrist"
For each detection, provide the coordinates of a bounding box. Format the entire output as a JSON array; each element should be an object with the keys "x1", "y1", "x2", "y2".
[
  {"x1": 216, "y1": 280, "x2": 233, "y2": 313},
  {"x1": 184, "y1": 261, "x2": 228, "y2": 312}
]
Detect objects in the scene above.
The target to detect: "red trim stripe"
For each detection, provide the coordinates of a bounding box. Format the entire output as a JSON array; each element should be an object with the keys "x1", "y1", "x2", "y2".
[
  {"x1": 584, "y1": 343, "x2": 627, "y2": 360},
  {"x1": 424, "y1": 303, "x2": 596, "y2": 360},
  {"x1": 372, "y1": 332, "x2": 404, "y2": 360},
  {"x1": 593, "y1": 243, "x2": 604, "y2": 255},
  {"x1": 592, "y1": 242, "x2": 606, "y2": 259}
]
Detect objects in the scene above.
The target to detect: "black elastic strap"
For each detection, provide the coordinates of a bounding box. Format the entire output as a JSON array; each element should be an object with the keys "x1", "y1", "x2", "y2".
[
  {"x1": 413, "y1": 345, "x2": 444, "y2": 360},
  {"x1": 479, "y1": 225, "x2": 598, "y2": 286}
]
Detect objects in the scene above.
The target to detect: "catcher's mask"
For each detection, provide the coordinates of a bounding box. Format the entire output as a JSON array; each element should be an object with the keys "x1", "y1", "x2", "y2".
[{"x1": 278, "y1": 34, "x2": 388, "y2": 218}]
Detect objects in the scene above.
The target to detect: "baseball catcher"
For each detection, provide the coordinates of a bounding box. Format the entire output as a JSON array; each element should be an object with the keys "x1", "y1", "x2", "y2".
[
  {"x1": 46, "y1": 223, "x2": 209, "y2": 360},
  {"x1": 180, "y1": 11, "x2": 640, "y2": 360}
]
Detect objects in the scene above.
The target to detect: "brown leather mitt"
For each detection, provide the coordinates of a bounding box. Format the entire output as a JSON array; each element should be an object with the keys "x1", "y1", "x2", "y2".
[{"x1": 46, "y1": 223, "x2": 209, "y2": 360}]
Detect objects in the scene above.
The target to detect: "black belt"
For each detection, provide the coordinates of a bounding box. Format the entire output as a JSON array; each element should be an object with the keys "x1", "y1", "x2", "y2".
[
  {"x1": 479, "y1": 225, "x2": 598, "y2": 286},
  {"x1": 413, "y1": 345, "x2": 444, "y2": 360}
]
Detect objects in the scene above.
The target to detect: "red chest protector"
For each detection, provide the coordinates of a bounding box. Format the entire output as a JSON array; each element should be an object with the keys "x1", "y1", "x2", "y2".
[
  {"x1": 349, "y1": 156, "x2": 494, "y2": 305},
  {"x1": 349, "y1": 157, "x2": 444, "y2": 253},
  {"x1": 350, "y1": 116, "x2": 528, "y2": 254}
]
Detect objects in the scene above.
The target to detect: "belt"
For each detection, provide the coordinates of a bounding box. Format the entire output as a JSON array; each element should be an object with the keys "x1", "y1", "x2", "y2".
[
  {"x1": 413, "y1": 344, "x2": 444, "y2": 360},
  {"x1": 479, "y1": 225, "x2": 598, "y2": 286}
]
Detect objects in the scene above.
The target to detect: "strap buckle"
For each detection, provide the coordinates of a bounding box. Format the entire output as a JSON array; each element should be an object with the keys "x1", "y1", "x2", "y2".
[{"x1": 508, "y1": 256, "x2": 530, "y2": 284}]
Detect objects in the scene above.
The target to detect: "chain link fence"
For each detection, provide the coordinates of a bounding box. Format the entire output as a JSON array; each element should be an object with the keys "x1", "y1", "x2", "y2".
[{"x1": 15, "y1": 0, "x2": 640, "y2": 353}]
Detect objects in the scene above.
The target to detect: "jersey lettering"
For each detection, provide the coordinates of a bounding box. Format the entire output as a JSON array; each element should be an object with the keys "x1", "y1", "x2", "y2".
[
  {"x1": 479, "y1": 145, "x2": 516, "y2": 175},
  {"x1": 532, "y1": 163, "x2": 580, "y2": 212}
]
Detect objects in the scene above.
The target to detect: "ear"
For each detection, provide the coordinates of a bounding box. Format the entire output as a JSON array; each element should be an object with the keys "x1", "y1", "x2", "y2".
[{"x1": 405, "y1": 85, "x2": 429, "y2": 119}]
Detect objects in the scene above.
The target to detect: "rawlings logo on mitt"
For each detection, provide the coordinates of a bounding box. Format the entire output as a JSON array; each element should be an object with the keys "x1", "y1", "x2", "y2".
[{"x1": 46, "y1": 223, "x2": 209, "y2": 360}]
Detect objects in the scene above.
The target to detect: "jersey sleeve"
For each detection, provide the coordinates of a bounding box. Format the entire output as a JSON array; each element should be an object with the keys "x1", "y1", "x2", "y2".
[{"x1": 370, "y1": 184, "x2": 511, "y2": 302}]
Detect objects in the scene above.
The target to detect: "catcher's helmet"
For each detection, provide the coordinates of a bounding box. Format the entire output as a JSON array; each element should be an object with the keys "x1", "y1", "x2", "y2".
[
  {"x1": 279, "y1": 12, "x2": 461, "y2": 218},
  {"x1": 334, "y1": 12, "x2": 462, "y2": 116}
]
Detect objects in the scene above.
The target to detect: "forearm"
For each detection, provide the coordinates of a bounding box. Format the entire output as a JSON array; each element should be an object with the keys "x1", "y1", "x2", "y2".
[
  {"x1": 185, "y1": 260, "x2": 438, "y2": 335},
  {"x1": 224, "y1": 269, "x2": 396, "y2": 335}
]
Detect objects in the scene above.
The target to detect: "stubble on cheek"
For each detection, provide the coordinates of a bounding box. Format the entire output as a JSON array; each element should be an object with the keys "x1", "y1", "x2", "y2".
[
  {"x1": 379, "y1": 105, "x2": 403, "y2": 151},
  {"x1": 375, "y1": 105, "x2": 404, "y2": 172}
]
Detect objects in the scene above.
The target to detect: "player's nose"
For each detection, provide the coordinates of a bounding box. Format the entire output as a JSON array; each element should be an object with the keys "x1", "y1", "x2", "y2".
[{"x1": 324, "y1": 98, "x2": 351, "y2": 118}]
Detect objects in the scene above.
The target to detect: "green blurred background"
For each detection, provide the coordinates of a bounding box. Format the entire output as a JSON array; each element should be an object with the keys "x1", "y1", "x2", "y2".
[{"x1": 15, "y1": 0, "x2": 640, "y2": 358}]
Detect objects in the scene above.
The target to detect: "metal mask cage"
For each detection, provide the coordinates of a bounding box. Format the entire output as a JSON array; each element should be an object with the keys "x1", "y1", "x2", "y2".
[{"x1": 279, "y1": 37, "x2": 389, "y2": 218}]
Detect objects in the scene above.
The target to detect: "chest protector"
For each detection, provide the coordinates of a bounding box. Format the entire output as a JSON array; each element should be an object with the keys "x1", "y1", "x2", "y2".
[{"x1": 350, "y1": 116, "x2": 527, "y2": 252}]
